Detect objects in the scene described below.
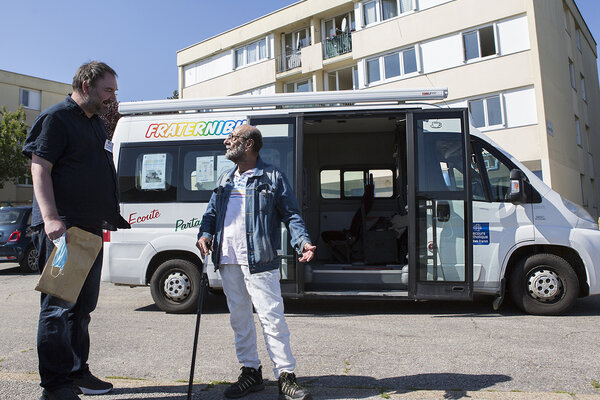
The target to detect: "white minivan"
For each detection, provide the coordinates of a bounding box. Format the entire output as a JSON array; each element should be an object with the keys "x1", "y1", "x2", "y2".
[{"x1": 101, "y1": 89, "x2": 600, "y2": 316}]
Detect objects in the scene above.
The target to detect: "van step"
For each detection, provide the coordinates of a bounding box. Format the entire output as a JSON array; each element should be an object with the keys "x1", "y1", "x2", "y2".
[
  {"x1": 304, "y1": 264, "x2": 409, "y2": 292},
  {"x1": 303, "y1": 290, "x2": 409, "y2": 297}
]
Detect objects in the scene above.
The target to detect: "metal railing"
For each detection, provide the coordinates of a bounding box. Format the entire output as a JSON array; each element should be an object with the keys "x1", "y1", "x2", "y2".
[
  {"x1": 323, "y1": 32, "x2": 352, "y2": 59},
  {"x1": 276, "y1": 50, "x2": 302, "y2": 73}
]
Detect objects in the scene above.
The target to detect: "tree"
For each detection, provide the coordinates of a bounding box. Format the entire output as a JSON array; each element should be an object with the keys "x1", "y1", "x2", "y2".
[
  {"x1": 168, "y1": 90, "x2": 179, "y2": 99},
  {"x1": 0, "y1": 106, "x2": 29, "y2": 186},
  {"x1": 100, "y1": 101, "x2": 121, "y2": 140}
]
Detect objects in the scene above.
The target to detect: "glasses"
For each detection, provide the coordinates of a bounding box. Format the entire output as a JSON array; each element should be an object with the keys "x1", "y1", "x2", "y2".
[{"x1": 227, "y1": 134, "x2": 248, "y2": 141}]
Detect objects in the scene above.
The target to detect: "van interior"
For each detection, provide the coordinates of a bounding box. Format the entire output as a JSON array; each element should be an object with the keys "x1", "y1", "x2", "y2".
[{"x1": 301, "y1": 113, "x2": 410, "y2": 293}]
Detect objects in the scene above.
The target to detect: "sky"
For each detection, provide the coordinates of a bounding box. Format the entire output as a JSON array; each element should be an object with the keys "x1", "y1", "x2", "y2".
[{"x1": 1, "y1": 0, "x2": 598, "y2": 103}]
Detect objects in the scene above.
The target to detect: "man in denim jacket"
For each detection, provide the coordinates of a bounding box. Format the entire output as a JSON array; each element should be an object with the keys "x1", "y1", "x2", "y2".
[{"x1": 197, "y1": 124, "x2": 315, "y2": 400}]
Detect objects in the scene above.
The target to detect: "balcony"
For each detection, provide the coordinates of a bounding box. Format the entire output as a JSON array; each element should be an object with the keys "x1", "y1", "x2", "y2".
[
  {"x1": 323, "y1": 32, "x2": 352, "y2": 60},
  {"x1": 276, "y1": 50, "x2": 302, "y2": 73}
]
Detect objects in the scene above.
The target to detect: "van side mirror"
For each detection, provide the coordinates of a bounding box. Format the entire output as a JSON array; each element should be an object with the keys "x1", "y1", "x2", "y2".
[{"x1": 509, "y1": 169, "x2": 526, "y2": 204}]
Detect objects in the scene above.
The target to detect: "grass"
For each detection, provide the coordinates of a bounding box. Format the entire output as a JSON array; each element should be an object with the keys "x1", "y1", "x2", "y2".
[
  {"x1": 378, "y1": 387, "x2": 391, "y2": 399},
  {"x1": 105, "y1": 376, "x2": 146, "y2": 381},
  {"x1": 0, "y1": 357, "x2": 4, "y2": 370},
  {"x1": 554, "y1": 390, "x2": 575, "y2": 396},
  {"x1": 592, "y1": 379, "x2": 600, "y2": 390},
  {"x1": 343, "y1": 359, "x2": 351, "y2": 374}
]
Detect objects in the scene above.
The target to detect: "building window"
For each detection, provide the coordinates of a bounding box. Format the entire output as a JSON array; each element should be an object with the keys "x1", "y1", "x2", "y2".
[
  {"x1": 581, "y1": 174, "x2": 586, "y2": 206},
  {"x1": 20, "y1": 88, "x2": 41, "y2": 110},
  {"x1": 234, "y1": 38, "x2": 268, "y2": 69},
  {"x1": 365, "y1": 46, "x2": 418, "y2": 85},
  {"x1": 569, "y1": 60, "x2": 576, "y2": 89},
  {"x1": 463, "y1": 25, "x2": 496, "y2": 61},
  {"x1": 575, "y1": 117, "x2": 581, "y2": 147},
  {"x1": 581, "y1": 75, "x2": 586, "y2": 101},
  {"x1": 285, "y1": 79, "x2": 312, "y2": 93},
  {"x1": 575, "y1": 28, "x2": 581, "y2": 50},
  {"x1": 469, "y1": 94, "x2": 503, "y2": 129},
  {"x1": 361, "y1": 0, "x2": 414, "y2": 27},
  {"x1": 586, "y1": 125, "x2": 591, "y2": 153},
  {"x1": 326, "y1": 66, "x2": 357, "y2": 91}
]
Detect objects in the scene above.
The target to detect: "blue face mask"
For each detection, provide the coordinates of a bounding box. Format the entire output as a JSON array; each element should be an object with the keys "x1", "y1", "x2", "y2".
[{"x1": 51, "y1": 234, "x2": 68, "y2": 272}]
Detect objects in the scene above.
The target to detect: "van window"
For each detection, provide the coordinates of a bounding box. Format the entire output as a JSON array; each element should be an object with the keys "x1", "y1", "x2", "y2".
[
  {"x1": 320, "y1": 168, "x2": 394, "y2": 199},
  {"x1": 471, "y1": 141, "x2": 515, "y2": 202},
  {"x1": 481, "y1": 147, "x2": 511, "y2": 201},
  {"x1": 119, "y1": 146, "x2": 178, "y2": 202},
  {"x1": 119, "y1": 138, "x2": 294, "y2": 204}
]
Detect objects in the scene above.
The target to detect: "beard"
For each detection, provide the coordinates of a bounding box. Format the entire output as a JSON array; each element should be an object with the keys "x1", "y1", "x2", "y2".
[
  {"x1": 225, "y1": 144, "x2": 245, "y2": 163},
  {"x1": 84, "y1": 89, "x2": 111, "y2": 115}
]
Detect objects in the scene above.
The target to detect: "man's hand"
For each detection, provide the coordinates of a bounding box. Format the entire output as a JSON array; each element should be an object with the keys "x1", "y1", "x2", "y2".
[
  {"x1": 298, "y1": 243, "x2": 316, "y2": 263},
  {"x1": 196, "y1": 237, "x2": 212, "y2": 257},
  {"x1": 44, "y1": 217, "x2": 67, "y2": 241}
]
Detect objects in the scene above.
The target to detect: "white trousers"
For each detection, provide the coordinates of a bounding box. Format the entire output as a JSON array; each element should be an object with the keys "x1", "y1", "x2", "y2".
[{"x1": 219, "y1": 264, "x2": 296, "y2": 378}]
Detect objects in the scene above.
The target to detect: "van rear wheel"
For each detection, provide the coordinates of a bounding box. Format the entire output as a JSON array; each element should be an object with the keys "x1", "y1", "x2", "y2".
[
  {"x1": 150, "y1": 259, "x2": 202, "y2": 314},
  {"x1": 509, "y1": 253, "x2": 578, "y2": 315}
]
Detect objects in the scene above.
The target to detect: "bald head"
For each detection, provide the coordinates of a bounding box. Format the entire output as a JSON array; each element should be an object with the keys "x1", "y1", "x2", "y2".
[{"x1": 235, "y1": 124, "x2": 263, "y2": 153}]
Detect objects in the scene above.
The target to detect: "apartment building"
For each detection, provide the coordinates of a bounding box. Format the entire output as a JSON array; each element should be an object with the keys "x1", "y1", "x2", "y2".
[
  {"x1": 177, "y1": 0, "x2": 600, "y2": 217},
  {"x1": 0, "y1": 70, "x2": 71, "y2": 205}
]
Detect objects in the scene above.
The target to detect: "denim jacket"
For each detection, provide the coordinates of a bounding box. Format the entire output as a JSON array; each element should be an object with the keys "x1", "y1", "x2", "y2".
[{"x1": 198, "y1": 157, "x2": 312, "y2": 274}]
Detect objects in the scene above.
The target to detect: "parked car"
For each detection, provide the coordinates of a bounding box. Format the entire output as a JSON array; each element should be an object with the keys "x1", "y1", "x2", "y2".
[{"x1": 0, "y1": 206, "x2": 37, "y2": 273}]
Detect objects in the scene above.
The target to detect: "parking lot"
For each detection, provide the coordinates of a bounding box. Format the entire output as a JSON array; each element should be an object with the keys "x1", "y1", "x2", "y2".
[{"x1": 1, "y1": 262, "x2": 600, "y2": 400}]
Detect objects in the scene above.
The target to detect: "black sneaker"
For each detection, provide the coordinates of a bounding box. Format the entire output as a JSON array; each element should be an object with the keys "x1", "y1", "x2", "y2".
[
  {"x1": 223, "y1": 366, "x2": 264, "y2": 399},
  {"x1": 278, "y1": 372, "x2": 312, "y2": 400},
  {"x1": 71, "y1": 370, "x2": 113, "y2": 395},
  {"x1": 40, "y1": 387, "x2": 81, "y2": 400}
]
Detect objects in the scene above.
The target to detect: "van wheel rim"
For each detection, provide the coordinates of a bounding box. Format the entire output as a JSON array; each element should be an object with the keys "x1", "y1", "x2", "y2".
[
  {"x1": 527, "y1": 268, "x2": 561, "y2": 302},
  {"x1": 163, "y1": 272, "x2": 191, "y2": 301}
]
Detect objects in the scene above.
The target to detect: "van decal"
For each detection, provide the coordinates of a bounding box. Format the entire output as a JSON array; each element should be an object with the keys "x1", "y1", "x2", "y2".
[
  {"x1": 473, "y1": 223, "x2": 490, "y2": 245},
  {"x1": 145, "y1": 120, "x2": 246, "y2": 139},
  {"x1": 175, "y1": 217, "x2": 202, "y2": 232},
  {"x1": 128, "y1": 209, "x2": 161, "y2": 225}
]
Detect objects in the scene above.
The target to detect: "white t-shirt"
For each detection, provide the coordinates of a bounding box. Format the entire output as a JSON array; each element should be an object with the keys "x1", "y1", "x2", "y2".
[{"x1": 220, "y1": 168, "x2": 256, "y2": 265}]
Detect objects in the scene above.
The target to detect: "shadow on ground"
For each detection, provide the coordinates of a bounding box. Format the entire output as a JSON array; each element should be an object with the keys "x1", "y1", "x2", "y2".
[
  {"x1": 135, "y1": 291, "x2": 600, "y2": 317},
  {"x1": 105, "y1": 372, "x2": 512, "y2": 399}
]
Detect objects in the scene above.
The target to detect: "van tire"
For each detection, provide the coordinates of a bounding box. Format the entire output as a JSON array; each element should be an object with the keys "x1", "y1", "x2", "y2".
[
  {"x1": 509, "y1": 253, "x2": 578, "y2": 315},
  {"x1": 19, "y1": 246, "x2": 38, "y2": 273},
  {"x1": 150, "y1": 259, "x2": 202, "y2": 314}
]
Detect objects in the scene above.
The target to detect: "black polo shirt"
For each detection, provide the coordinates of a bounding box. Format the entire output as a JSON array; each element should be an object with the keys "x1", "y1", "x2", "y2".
[{"x1": 22, "y1": 95, "x2": 126, "y2": 231}]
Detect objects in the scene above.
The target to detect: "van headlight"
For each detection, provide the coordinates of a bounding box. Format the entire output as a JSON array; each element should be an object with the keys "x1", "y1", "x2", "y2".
[{"x1": 561, "y1": 197, "x2": 596, "y2": 224}]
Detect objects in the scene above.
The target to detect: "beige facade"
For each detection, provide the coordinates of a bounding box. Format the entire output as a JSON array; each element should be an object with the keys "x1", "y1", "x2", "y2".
[
  {"x1": 0, "y1": 70, "x2": 71, "y2": 206},
  {"x1": 177, "y1": 0, "x2": 600, "y2": 217}
]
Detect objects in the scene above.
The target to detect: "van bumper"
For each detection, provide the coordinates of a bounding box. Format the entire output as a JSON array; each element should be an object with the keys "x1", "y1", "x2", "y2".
[{"x1": 570, "y1": 228, "x2": 600, "y2": 295}]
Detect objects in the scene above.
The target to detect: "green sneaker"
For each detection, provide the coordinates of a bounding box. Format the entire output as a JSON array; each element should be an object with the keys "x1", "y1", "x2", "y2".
[
  {"x1": 278, "y1": 372, "x2": 312, "y2": 400},
  {"x1": 223, "y1": 366, "x2": 264, "y2": 398}
]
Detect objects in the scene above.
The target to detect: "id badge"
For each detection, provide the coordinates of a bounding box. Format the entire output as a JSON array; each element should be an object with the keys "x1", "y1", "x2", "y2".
[{"x1": 104, "y1": 139, "x2": 114, "y2": 153}]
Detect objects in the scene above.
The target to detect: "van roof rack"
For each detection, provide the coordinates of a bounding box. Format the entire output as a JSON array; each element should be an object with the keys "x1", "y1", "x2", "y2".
[{"x1": 118, "y1": 88, "x2": 448, "y2": 115}]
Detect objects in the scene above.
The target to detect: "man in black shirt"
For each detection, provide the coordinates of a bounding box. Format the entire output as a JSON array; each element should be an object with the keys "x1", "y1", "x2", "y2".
[{"x1": 22, "y1": 61, "x2": 129, "y2": 400}]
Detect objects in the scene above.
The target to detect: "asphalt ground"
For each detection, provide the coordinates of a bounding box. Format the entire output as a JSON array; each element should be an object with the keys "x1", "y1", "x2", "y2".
[{"x1": 1, "y1": 262, "x2": 599, "y2": 400}]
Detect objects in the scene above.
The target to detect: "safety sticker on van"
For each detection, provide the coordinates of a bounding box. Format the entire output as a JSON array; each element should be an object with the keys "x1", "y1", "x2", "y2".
[
  {"x1": 145, "y1": 120, "x2": 246, "y2": 139},
  {"x1": 473, "y1": 223, "x2": 490, "y2": 245}
]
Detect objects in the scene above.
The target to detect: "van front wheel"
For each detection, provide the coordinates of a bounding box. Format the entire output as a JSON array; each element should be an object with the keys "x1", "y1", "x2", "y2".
[
  {"x1": 150, "y1": 259, "x2": 202, "y2": 314},
  {"x1": 509, "y1": 253, "x2": 578, "y2": 315}
]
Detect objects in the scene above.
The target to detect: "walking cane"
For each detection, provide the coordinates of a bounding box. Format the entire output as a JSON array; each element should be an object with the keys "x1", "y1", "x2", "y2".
[{"x1": 187, "y1": 254, "x2": 209, "y2": 400}]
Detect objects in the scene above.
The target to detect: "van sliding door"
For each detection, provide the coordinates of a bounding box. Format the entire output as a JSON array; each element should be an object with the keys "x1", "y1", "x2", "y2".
[
  {"x1": 407, "y1": 110, "x2": 473, "y2": 300},
  {"x1": 247, "y1": 117, "x2": 299, "y2": 295}
]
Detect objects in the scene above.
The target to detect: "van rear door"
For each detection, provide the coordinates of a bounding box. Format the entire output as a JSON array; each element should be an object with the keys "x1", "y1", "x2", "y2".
[{"x1": 407, "y1": 110, "x2": 473, "y2": 300}]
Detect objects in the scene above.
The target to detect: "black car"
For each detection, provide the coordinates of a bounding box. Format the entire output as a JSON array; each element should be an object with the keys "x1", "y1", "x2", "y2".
[{"x1": 0, "y1": 206, "x2": 38, "y2": 273}]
